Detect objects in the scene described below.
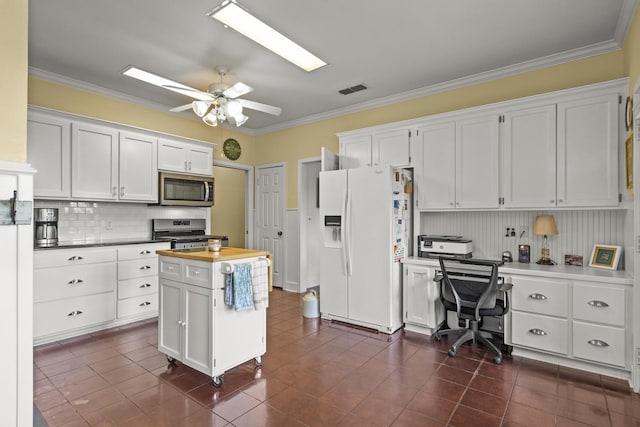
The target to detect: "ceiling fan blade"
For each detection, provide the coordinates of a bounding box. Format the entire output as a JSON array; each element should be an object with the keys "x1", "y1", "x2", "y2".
[
  {"x1": 162, "y1": 85, "x2": 213, "y2": 101},
  {"x1": 169, "y1": 103, "x2": 194, "y2": 113},
  {"x1": 237, "y1": 99, "x2": 282, "y2": 116},
  {"x1": 223, "y1": 82, "x2": 254, "y2": 99}
]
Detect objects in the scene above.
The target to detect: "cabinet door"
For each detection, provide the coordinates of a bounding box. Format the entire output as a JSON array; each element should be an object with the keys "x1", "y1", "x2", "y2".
[
  {"x1": 557, "y1": 94, "x2": 619, "y2": 207},
  {"x1": 183, "y1": 285, "x2": 213, "y2": 374},
  {"x1": 373, "y1": 129, "x2": 411, "y2": 167},
  {"x1": 119, "y1": 131, "x2": 158, "y2": 201},
  {"x1": 403, "y1": 265, "x2": 443, "y2": 328},
  {"x1": 158, "y1": 280, "x2": 182, "y2": 361},
  {"x1": 187, "y1": 145, "x2": 213, "y2": 176},
  {"x1": 456, "y1": 114, "x2": 500, "y2": 209},
  {"x1": 340, "y1": 136, "x2": 372, "y2": 169},
  {"x1": 158, "y1": 139, "x2": 188, "y2": 173},
  {"x1": 71, "y1": 122, "x2": 118, "y2": 200},
  {"x1": 415, "y1": 122, "x2": 456, "y2": 209},
  {"x1": 502, "y1": 105, "x2": 557, "y2": 208},
  {"x1": 27, "y1": 112, "x2": 71, "y2": 198}
]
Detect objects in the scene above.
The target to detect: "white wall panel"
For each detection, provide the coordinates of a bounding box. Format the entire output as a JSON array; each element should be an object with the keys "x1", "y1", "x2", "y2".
[{"x1": 420, "y1": 210, "x2": 630, "y2": 269}]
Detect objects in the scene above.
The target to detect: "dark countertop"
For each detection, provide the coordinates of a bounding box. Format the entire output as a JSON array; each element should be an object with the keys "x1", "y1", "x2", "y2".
[{"x1": 34, "y1": 238, "x2": 166, "y2": 250}]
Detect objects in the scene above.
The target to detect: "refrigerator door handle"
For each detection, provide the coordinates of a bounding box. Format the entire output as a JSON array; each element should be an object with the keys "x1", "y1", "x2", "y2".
[
  {"x1": 341, "y1": 188, "x2": 349, "y2": 276},
  {"x1": 345, "y1": 188, "x2": 353, "y2": 276}
]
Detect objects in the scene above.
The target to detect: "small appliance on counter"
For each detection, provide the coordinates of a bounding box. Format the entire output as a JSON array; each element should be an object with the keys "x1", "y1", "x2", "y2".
[
  {"x1": 34, "y1": 208, "x2": 59, "y2": 247},
  {"x1": 418, "y1": 235, "x2": 472, "y2": 259}
]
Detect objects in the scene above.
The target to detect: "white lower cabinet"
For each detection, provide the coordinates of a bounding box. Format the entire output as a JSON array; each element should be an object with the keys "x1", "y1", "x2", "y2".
[
  {"x1": 34, "y1": 247, "x2": 117, "y2": 342},
  {"x1": 510, "y1": 311, "x2": 569, "y2": 355},
  {"x1": 402, "y1": 263, "x2": 444, "y2": 334}
]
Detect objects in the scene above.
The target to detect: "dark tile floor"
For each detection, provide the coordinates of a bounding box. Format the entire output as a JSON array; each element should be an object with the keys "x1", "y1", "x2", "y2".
[{"x1": 34, "y1": 289, "x2": 640, "y2": 426}]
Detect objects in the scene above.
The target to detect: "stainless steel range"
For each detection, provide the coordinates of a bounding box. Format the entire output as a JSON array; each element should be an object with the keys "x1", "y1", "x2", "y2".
[{"x1": 152, "y1": 218, "x2": 229, "y2": 249}]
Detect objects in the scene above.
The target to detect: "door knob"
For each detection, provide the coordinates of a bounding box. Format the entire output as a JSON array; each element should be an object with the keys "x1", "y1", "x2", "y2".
[{"x1": 277, "y1": 231, "x2": 283, "y2": 236}]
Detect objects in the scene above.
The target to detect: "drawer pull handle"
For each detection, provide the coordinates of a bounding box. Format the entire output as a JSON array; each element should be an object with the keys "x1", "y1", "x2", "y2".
[
  {"x1": 528, "y1": 293, "x2": 548, "y2": 300},
  {"x1": 140, "y1": 265, "x2": 151, "y2": 270},
  {"x1": 68, "y1": 256, "x2": 84, "y2": 261},
  {"x1": 67, "y1": 310, "x2": 83, "y2": 317},
  {"x1": 587, "y1": 300, "x2": 609, "y2": 308},
  {"x1": 587, "y1": 339, "x2": 609, "y2": 347},
  {"x1": 168, "y1": 266, "x2": 174, "y2": 271},
  {"x1": 139, "y1": 301, "x2": 151, "y2": 307},
  {"x1": 67, "y1": 279, "x2": 84, "y2": 285},
  {"x1": 528, "y1": 328, "x2": 547, "y2": 336},
  {"x1": 139, "y1": 283, "x2": 152, "y2": 288},
  {"x1": 140, "y1": 250, "x2": 151, "y2": 255}
]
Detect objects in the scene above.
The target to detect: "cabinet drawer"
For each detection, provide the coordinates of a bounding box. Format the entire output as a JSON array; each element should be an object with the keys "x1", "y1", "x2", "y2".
[
  {"x1": 117, "y1": 294, "x2": 158, "y2": 318},
  {"x1": 34, "y1": 263, "x2": 116, "y2": 303},
  {"x1": 35, "y1": 248, "x2": 116, "y2": 269},
  {"x1": 118, "y1": 243, "x2": 170, "y2": 261},
  {"x1": 118, "y1": 276, "x2": 158, "y2": 299},
  {"x1": 34, "y1": 292, "x2": 116, "y2": 338},
  {"x1": 573, "y1": 321, "x2": 626, "y2": 367},
  {"x1": 511, "y1": 311, "x2": 568, "y2": 355},
  {"x1": 118, "y1": 258, "x2": 158, "y2": 280},
  {"x1": 159, "y1": 257, "x2": 182, "y2": 281},
  {"x1": 573, "y1": 282, "x2": 626, "y2": 327},
  {"x1": 511, "y1": 276, "x2": 568, "y2": 317},
  {"x1": 184, "y1": 260, "x2": 212, "y2": 288}
]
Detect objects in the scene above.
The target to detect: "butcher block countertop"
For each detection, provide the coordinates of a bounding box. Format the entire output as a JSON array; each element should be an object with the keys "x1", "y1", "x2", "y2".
[{"x1": 156, "y1": 247, "x2": 270, "y2": 262}]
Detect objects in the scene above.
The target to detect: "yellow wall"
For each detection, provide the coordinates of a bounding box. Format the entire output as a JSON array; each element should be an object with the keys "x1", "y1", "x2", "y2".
[
  {"x1": 0, "y1": 0, "x2": 28, "y2": 162},
  {"x1": 255, "y1": 51, "x2": 626, "y2": 208},
  {"x1": 211, "y1": 166, "x2": 247, "y2": 247},
  {"x1": 27, "y1": 77, "x2": 257, "y2": 162}
]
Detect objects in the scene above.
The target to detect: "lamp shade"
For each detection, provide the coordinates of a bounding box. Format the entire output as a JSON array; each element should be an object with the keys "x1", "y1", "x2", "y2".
[{"x1": 533, "y1": 215, "x2": 558, "y2": 236}]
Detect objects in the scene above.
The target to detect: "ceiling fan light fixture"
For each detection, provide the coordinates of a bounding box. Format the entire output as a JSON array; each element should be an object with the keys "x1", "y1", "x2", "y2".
[
  {"x1": 202, "y1": 112, "x2": 218, "y2": 127},
  {"x1": 226, "y1": 100, "x2": 243, "y2": 117},
  {"x1": 192, "y1": 100, "x2": 211, "y2": 117},
  {"x1": 234, "y1": 113, "x2": 249, "y2": 126},
  {"x1": 207, "y1": 1, "x2": 327, "y2": 72}
]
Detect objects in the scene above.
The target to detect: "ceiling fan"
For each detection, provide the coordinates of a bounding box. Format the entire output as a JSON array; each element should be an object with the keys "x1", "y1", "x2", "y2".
[{"x1": 122, "y1": 65, "x2": 281, "y2": 127}]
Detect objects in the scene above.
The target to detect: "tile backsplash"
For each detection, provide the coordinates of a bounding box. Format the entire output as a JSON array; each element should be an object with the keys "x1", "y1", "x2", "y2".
[{"x1": 35, "y1": 200, "x2": 209, "y2": 242}]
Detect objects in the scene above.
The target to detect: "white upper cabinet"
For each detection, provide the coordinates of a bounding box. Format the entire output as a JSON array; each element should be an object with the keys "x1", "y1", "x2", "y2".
[
  {"x1": 158, "y1": 138, "x2": 213, "y2": 176},
  {"x1": 340, "y1": 135, "x2": 372, "y2": 169},
  {"x1": 416, "y1": 122, "x2": 456, "y2": 209},
  {"x1": 71, "y1": 122, "x2": 119, "y2": 200},
  {"x1": 27, "y1": 111, "x2": 71, "y2": 198},
  {"x1": 119, "y1": 131, "x2": 158, "y2": 202},
  {"x1": 557, "y1": 93, "x2": 619, "y2": 207},
  {"x1": 416, "y1": 115, "x2": 500, "y2": 210},
  {"x1": 339, "y1": 128, "x2": 411, "y2": 169},
  {"x1": 502, "y1": 105, "x2": 557, "y2": 208}
]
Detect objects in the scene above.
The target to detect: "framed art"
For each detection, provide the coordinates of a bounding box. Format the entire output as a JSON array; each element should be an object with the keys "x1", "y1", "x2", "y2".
[{"x1": 589, "y1": 244, "x2": 622, "y2": 270}]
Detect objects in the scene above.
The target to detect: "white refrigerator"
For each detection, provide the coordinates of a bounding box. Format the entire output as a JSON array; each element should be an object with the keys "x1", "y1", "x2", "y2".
[{"x1": 319, "y1": 165, "x2": 411, "y2": 333}]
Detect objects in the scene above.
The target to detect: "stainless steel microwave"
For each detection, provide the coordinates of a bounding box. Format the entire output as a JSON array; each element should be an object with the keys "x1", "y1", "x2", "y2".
[{"x1": 158, "y1": 172, "x2": 214, "y2": 207}]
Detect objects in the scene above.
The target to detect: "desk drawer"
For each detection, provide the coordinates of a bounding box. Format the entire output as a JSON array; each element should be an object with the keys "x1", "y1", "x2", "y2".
[
  {"x1": 573, "y1": 282, "x2": 626, "y2": 327},
  {"x1": 573, "y1": 321, "x2": 626, "y2": 367},
  {"x1": 511, "y1": 311, "x2": 568, "y2": 355},
  {"x1": 34, "y1": 292, "x2": 116, "y2": 338},
  {"x1": 511, "y1": 276, "x2": 568, "y2": 317}
]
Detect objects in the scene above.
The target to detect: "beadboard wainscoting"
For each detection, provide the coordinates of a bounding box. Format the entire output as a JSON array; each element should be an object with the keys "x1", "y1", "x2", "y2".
[
  {"x1": 34, "y1": 200, "x2": 210, "y2": 242},
  {"x1": 419, "y1": 210, "x2": 631, "y2": 270}
]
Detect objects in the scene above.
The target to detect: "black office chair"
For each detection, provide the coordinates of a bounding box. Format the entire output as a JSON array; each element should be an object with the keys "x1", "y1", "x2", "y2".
[{"x1": 433, "y1": 257, "x2": 511, "y2": 364}]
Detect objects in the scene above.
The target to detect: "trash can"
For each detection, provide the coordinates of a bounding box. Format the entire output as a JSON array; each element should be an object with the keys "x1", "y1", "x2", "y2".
[{"x1": 302, "y1": 289, "x2": 319, "y2": 318}]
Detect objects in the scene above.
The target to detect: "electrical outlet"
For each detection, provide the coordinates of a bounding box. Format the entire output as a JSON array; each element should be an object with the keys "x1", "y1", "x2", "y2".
[
  {"x1": 105, "y1": 219, "x2": 113, "y2": 230},
  {"x1": 518, "y1": 226, "x2": 529, "y2": 239}
]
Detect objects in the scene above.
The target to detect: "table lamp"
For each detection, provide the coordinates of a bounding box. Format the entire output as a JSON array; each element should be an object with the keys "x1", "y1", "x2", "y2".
[{"x1": 533, "y1": 215, "x2": 558, "y2": 265}]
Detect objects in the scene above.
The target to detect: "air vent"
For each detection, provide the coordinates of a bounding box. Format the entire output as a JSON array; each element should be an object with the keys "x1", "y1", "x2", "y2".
[{"x1": 338, "y1": 84, "x2": 367, "y2": 95}]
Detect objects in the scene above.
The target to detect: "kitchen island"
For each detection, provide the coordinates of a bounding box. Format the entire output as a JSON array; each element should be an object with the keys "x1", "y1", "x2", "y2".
[{"x1": 157, "y1": 247, "x2": 271, "y2": 386}]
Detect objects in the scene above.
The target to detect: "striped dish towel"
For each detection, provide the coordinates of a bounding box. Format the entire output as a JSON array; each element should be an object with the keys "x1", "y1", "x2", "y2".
[{"x1": 251, "y1": 258, "x2": 270, "y2": 309}]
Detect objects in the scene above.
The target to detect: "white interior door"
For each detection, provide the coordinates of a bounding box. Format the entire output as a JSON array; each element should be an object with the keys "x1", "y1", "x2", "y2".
[
  {"x1": 256, "y1": 164, "x2": 286, "y2": 288},
  {"x1": 299, "y1": 158, "x2": 321, "y2": 293}
]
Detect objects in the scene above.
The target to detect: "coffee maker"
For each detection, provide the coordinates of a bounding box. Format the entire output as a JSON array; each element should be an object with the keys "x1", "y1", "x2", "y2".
[{"x1": 34, "y1": 208, "x2": 59, "y2": 247}]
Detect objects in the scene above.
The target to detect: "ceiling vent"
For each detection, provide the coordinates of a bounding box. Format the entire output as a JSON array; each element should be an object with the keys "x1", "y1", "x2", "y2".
[{"x1": 338, "y1": 84, "x2": 367, "y2": 95}]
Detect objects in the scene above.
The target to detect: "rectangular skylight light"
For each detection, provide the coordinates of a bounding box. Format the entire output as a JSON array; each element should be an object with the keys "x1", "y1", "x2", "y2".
[
  {"x1": 207, "y1": 1, "x2": 327, "y2": 72},
  {"x1": 121, "y1": 66, "x2": 211, "y2": 101}
]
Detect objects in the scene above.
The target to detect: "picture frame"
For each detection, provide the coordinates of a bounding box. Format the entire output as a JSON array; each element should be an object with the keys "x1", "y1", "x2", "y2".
[{"x1": 589, "y1": 244, "x2": 622, "y2": 270}]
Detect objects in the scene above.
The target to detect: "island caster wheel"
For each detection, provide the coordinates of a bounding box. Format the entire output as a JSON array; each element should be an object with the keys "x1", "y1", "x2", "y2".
[
  {"x1": 254, "y1": 356, "x2": 263, "y2": 367},
  {"x1": 167, "y1": 356, "x2": 176, "y2": 364},
  {"x1": 493, "y1": 356, "x2": 503, "y2": 365},
  {"x1": 448, "y1": 348, "x2": 456, "y2": 357},
  {"x1": 212, "y1": 375, "x2": 225, "y2": 388}
]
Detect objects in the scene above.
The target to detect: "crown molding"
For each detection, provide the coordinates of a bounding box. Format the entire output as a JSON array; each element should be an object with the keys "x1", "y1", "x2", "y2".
[{"x1": 615, "y1": 0, "x2": 639, "y2": 45}]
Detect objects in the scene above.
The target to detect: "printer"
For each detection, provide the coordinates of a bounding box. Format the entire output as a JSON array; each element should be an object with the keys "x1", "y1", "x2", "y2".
[{"x1": 418, "y1": 235, "x2": 473, "y2": 259}]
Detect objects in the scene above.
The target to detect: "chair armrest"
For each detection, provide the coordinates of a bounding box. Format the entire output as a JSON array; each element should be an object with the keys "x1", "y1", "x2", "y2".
[
  {"x1": 434, "y1": 274, "x2": 443, "y2": 282},
  {"x1": 498, "y1": 282, "x2": 513, "y2": 292}
]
